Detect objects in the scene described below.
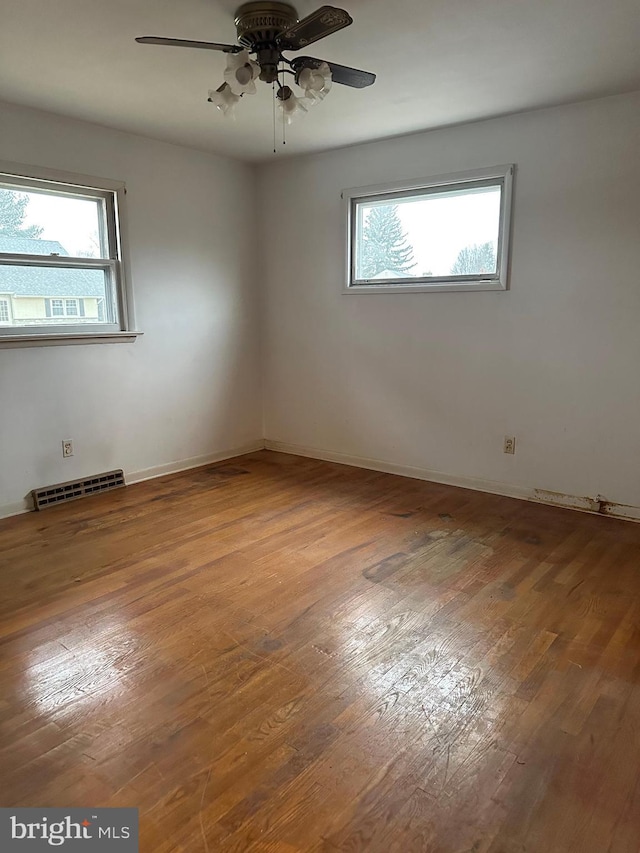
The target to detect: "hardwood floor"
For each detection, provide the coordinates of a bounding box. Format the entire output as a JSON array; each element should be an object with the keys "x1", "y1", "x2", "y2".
[{"x1": 1, "y1": 450, "x2": 639, "y2": 852}]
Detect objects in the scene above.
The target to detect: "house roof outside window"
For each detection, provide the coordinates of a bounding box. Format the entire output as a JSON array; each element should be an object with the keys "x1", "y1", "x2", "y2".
[{"x1": 0, "y1": 236, "x2": 105, "y2": 298}]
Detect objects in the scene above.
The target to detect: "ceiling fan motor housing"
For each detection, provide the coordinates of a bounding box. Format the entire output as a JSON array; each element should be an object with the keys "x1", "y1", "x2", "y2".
[{"x1": 234, "y1": 2, "x2": 298, "y2": 47}]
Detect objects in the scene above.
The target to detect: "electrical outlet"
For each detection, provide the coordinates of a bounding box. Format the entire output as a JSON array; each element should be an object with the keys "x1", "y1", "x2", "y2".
[
  {"x1": 62, "y1": 440, "x2": 74, "y2": 458},
  {"x1": 504, "y1": 436, "x2": 516, "y2": 455}
]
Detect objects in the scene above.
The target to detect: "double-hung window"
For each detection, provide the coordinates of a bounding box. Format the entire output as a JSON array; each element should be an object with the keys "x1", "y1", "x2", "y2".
[
  {"x1": 0, "y1": 162, "x2": 138, "y2": 345},
  {"x1": 344, "y1": 165, "x2": 514, "y2": 293}
]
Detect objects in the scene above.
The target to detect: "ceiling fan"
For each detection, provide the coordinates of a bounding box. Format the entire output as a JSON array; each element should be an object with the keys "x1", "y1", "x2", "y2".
[{"x1": 136, "y1": 2, "x2": 376, "y2": 122}]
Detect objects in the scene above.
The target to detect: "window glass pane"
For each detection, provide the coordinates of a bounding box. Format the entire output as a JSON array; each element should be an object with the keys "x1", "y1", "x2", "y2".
[
  {"x1": 0, "y1": 266, "x2": 113, "y2": 327},
  {"x1": 355, "y1": 183, "x2": 502, "y2": 281},
  {"x1": 0, "y1": 185, "x2": 106, "y2": 259},
  {"x1": 0, "y1": 299, "x2": 9, "y2": 323}
]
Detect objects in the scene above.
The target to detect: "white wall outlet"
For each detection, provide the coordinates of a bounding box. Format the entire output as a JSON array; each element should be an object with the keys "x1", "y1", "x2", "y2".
[
  {"x1": 504, "y1": 436, "x2": 516, "y2": 455},
  {"x1": 62, "y1": 440, "x2": 74, "y2": 458}
]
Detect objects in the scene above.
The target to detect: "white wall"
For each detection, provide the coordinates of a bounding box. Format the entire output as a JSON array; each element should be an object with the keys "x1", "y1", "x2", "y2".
[
  {"x1": 259, "y1": 92, "x2": 640, "y2": 510},
  {"x1": 0, "y1": 102, "x2": 262, "y2": 515}
]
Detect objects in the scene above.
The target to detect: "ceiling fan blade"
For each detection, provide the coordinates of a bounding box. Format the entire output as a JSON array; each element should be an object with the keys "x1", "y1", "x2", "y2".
[
  {"x1": 291, "y1": 56, "x2": 376, "y2": 88},
  {"x1": 277, "y1": 6, "x2": 352, "y2": 51},
  {"x1": 135, "y1": 36, "x2": 242, "y2": 53}
]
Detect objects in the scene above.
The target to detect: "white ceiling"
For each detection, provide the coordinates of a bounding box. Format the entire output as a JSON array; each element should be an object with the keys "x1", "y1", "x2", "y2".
[{"x1": 2, "y1": 0, "x2": 639, "y2": 163}]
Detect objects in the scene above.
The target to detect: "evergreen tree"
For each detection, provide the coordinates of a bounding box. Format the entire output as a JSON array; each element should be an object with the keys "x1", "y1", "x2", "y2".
[
  {"x1": 359, "y1": 205, "x2": 415, "y2": 278},
  {"x1": 450, "y1": 241, "x2": 496, "y2": 276},
  {"x1": 0, "y1": 189, "x2": 43, "y2": 238}
]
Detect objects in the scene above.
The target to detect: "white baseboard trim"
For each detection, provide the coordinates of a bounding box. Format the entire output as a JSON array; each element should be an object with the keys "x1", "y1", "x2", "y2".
[
  {"x1": 0, "y1": 440, "x2": 266, "y2": 521},
  {"x1": 532, "y1": 488, "x2": 640, "y2": 522},
  {"x1": 127, "y1": 440, "x2": 266, "y2": 485},
  {"x1": 264, "y1": 439, "x2": 640, "y2": 523},
  {"x1": 264, "y1": 439, "x2": 532, "y2": 499}
]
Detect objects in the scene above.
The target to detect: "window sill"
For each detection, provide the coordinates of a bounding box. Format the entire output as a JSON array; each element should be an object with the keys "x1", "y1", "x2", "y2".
[
  {"x1": 0, "y1": 331, "x2": 143, "y2": 349},
  {"x1": 343, "y1": 281, "x2": 507, "y2": 294}
]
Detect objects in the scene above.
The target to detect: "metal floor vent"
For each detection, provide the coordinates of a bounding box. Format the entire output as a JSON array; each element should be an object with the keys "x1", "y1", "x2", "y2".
[{"x1": 32, "y1": 469, "x2": 125, "y2": 510}]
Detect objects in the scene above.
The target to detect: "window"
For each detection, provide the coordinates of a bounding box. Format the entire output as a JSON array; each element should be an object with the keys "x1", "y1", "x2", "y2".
[
  {"x1": 45, "y1": 297, "x2": 84, "y2": 318},
  {"x1": 0, "y1": 162, "x2": 138, "y2": 345},
  {"x1": 0, "y1": 298, "x2": 9, "y2": 323},
  {"x1": 343, "y1": 165, "x2": 514, "y2": 293}
]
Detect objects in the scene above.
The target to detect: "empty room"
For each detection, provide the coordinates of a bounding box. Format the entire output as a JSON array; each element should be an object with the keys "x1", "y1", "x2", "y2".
[{"x1": 1, "y1": 0, "x2": 639, "y2": 850}]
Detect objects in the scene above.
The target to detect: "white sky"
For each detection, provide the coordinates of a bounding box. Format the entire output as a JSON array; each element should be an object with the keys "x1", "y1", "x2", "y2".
[
  {"x1": 21, "y1": 190, "x2": 102, "y2": 257},
  {"x1": 361, "y1": 185, "x2": 501, "y2": 276}
]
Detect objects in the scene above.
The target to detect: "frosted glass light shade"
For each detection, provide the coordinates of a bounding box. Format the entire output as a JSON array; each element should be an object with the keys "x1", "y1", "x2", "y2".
[
  {"x1": 208, "y1": 83, "x2": 240, "y2": 117},
  {"x1": 297, "y1": 62, "x2": 332, "y2": 103},
  {"x1": 224, "y1": 49, "x2": 260, "y2": 95},
  {"x1": 277, "y1": 85, "x2": 309, "y2": 124}
]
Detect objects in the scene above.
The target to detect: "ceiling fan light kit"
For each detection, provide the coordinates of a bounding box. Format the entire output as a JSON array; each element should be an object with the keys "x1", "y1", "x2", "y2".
[
  {"x1": 298, "y1": 62, "x2": 332, "y2": 102},
  {"x1": 208, "y1": 82, "x2": 241, "y2": 116},
  {"x1": 137, "y1": 2, "x2": 375, "y2": 134},
  {"x1": 223, "y1": 50, "x2": 261, "y2": 95},
  {"x1": 276, "y1": 84, "x2": 309, "y2": 123}
]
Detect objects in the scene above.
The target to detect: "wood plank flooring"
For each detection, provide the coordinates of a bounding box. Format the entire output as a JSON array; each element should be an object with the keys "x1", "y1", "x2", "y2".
[{"x1": 1, "y1": 450, "x2": 639, "y2": 852}]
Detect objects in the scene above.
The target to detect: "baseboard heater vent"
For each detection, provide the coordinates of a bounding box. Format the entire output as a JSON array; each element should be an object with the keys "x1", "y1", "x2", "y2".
[{"x1": 32, "y1": 469, "x2": 125, "y2": 510}]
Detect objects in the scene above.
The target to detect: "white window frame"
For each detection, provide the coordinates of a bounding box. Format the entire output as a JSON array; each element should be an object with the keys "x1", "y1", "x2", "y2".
[
  {"x1": 0, "y1": 297, "x2": 10, "y2": 324},
  {"x1": 343, "y1": 164, "x2": 514, "y2": 294},
  {"x1": 0, "y1": 161, "x2": 140, "y2": 348}
]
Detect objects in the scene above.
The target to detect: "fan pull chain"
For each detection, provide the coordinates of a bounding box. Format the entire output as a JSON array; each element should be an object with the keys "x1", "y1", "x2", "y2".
[
  {"x1": 272, "y1": 81, "x2": 276, "y2": 154},
  {"x1": 281, "y1": 62, "x2": 286, "y2": 147}
]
